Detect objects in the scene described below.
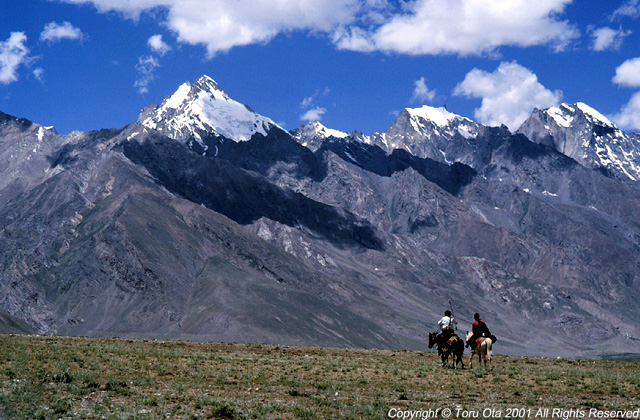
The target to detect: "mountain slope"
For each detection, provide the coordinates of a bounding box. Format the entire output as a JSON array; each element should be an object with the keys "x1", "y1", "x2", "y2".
[
  {"x1": 0, "y1": 121, "x2": 402, "y2": 348},
  {"x1": 1, "y1": 77, "x2": 639, "y2": 357}
]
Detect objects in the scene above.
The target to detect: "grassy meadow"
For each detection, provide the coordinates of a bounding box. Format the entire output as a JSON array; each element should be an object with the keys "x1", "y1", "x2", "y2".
[{"x1": 0, "y1": 334, "x2": 639, "y2": 419}]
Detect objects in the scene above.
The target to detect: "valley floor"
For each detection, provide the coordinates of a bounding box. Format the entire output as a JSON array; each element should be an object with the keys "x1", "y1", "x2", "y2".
[{"x1": 0, "y1": 335, "x2": 638, "y2": 419}]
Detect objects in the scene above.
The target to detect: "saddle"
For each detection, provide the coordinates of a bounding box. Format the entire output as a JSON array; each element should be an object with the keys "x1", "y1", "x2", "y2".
[
  {"x1": 470, "y1": 334, "x2": 497, "y2": 349},
  {"x1": 444, "y1": 334, "x2": 460, "y2": 347},
  {"x1": 474, "y1": 337, "x2": 486, "y2": 347}
]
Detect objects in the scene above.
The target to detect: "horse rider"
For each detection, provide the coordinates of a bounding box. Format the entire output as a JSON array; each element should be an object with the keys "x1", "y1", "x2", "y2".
[
  {"x1": 437, "y1": 310, "x2": 458, "y2": 347},
  {"x1": 468, "y1": 313, "x2": 491, "y2": 350}
]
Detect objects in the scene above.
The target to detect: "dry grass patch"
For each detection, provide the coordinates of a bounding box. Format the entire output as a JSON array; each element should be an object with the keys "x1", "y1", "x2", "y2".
[{"x1": 0, "y1": 335, "x2": 638, "y2": 419}]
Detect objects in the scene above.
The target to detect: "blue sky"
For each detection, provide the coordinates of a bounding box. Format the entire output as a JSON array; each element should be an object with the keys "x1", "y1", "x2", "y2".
[{"x1": 1, "y1": 0, "x2": 640, "y2": 135}]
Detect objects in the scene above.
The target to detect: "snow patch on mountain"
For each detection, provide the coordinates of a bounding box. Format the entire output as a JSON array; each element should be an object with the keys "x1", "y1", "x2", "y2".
[
  {"x1": 576, "y1": 102, "x2": 612, "y2": 126},
  {"x1": 546, "y1": 104, "x2": 574, "y2": 128}
]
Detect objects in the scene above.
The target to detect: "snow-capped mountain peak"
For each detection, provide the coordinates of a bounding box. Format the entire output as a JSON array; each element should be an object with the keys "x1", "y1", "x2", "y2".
[
  {"x1": 545, "y1": 102, "x2": 615, "y2": 129},
  {"x1": 360, "y1": 104, "x2": 493, "y2": 168},
  {"x1": 139, "y1": 75, "x2": 277, "y2": 143},
  {"x1": 398, "y1": 105, "x2": 483, "y2": 142},
  {"x1": 290, "y1": 121, "x2": 349, "y2": 152},
  {"x1": 575, "y1": 102, "x2": 614, "y2": 126},
  {"x1": 405, "y1": 105, "x2": 465, "y2": 128},
  {"x1": 518, "y1": 102, "x2": 640, "y2": 181}
]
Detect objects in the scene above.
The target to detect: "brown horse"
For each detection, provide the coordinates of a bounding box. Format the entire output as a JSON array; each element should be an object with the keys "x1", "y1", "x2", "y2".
[
  {"x1": 465, "y1": 331, "x2": 493, "y2": 369},
  {"x1": 428, "y1": 331, "x2": 465, "y2": 369}
]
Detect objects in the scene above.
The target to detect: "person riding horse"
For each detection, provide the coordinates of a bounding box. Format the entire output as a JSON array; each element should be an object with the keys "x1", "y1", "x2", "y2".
[
  {"x1": 467, "y1": 313, "x2": 494, "y2": 350},
  {"x1": 430, "y1": 310, "x2": 464, "y2": 368},
  {"x1": 437, "y1": 310, "x2": 458, "y2": 347}
]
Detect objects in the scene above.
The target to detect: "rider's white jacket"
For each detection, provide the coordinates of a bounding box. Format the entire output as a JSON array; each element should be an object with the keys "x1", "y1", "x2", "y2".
[{"x1": 438, "y1": 316, "x2": 457, "y2": 331}]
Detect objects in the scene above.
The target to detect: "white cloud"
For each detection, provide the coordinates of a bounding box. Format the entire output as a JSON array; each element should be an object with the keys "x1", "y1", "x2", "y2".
[
  {"x1": 612, "y1": 92, "x2": 640, "y2": 130},
  {"x1": 40, "y1": 21, "x2": 84, "y2": 43},
  {"x1": 300, "y1": 87, "x2": 330, "y2": 109},
  {"x1": 453, "y1": 61, "x2": 562, "y2": 131},
  {"x1": 411, "y1": 77, "x2": 436, "y2": 103},
  {"x1": 58, "y1": 0, "x2": 165, "y2": 18},
  {"x1": 134, "y1": 55, "x2": 160, "y2": 94},
  {"x1": 0, "y1": 32, "x2": 30, "y2": 84},
  {"x1": 613, "y1": 57, "x2": 640, "y2": 88},
  {"x1": 613, "y1": 57, "x2": 640, "y2": 130},
  {"x1": 33, "y1": 67, "x2": 45, "y2": 83},
  {"x1": 590, "y1": 26, "x2": 631, "y2": 51},
  {"x1": 148, "y1": 34, "x2": 170, "y2": 55},
  {"x1": 300, "y1": 107, "x2": 327, "y2": 122},
  {"x1": 611, "y1": 0, "x2": 640, "y2": 20},
  {"x1": 58, "y1": 0, "x2": 580, "y2": 57},
  {"x1": 332, "y1": 26, "x2": 376, "y2": 52},
  {"x1": 335, "y1": 0, "x2": 579, "y2": 56},
  {"x1": 60, "y1": 0, "x2": 366, "y2": 56},
  {"x1": 301, "y1": 96, "x2": 314, "y2": 108}
]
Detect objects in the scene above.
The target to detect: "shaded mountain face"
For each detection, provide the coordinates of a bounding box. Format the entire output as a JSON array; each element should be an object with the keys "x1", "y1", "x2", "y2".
[{"x1": 1, "y1": 76, "x2": 639, "y2": 358}]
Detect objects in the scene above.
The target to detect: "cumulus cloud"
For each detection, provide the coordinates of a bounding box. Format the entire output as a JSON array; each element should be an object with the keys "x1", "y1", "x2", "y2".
[
  {"x1": 0, "y1": 32, "x2": 30, "y2": 84},
  {"x1": 411, "y1": 77, "x2": 436, "y2": 103},
  {"x1": 590, "y1": 26, "x2": 631, "y2": 51},
  {"x1": 612, "y1": 57, "x2": 640, "y2": 130},
  {"x1": 335, "y1": 0, "x2": 579, "y2": 56},
  {"x1": 40, "y1": 21, "x2": 84, "y2": 43},
  {"x1": 59, "y1": 0, "x2": 580, "y2": 57},
  {"x1": 60, "y1": 0, "x2": 366, "y2": 56},
  {"x1": 612, "y1": 92, "x2": 640, "y2": 130},
  {"x1": 300, "y1": 107, "x2": 327, "y2": 122},
  {"x1": 134, "y1": 55, "x2": 160, "y2": 94},
  {"x1": 148, "y1": 34, "x2": 170, "y2": 55},
  {"x1": 613, "y1": 57, "x2": 640, "y2": 88},
  {"x1": 453, "y1": 61, "x2": 562, "y2": 131}
]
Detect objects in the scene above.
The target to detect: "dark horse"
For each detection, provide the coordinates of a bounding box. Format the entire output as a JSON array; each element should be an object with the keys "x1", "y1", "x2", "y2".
[{"x1": 428, "y1": 331, "x2": 465, "y2": 369}]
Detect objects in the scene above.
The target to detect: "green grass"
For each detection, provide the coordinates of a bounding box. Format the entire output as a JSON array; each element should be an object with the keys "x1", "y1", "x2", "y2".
[{"x1": 0, "y1": 334, "x2": 638, "y2": 419}]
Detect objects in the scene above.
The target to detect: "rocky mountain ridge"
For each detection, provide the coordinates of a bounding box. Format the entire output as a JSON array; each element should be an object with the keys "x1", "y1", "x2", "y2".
[
  {"x1": 1, "y1": 76, "x2": 639, "y2": 357},
  {"x1": 518, "y1": 102, "x2": 640, "y2": 181}
]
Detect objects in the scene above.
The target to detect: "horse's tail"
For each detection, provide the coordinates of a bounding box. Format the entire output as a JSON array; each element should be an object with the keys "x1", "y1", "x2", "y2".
[{"x1": 486, "y1": 338, "x2": 493, "y2": 361}]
